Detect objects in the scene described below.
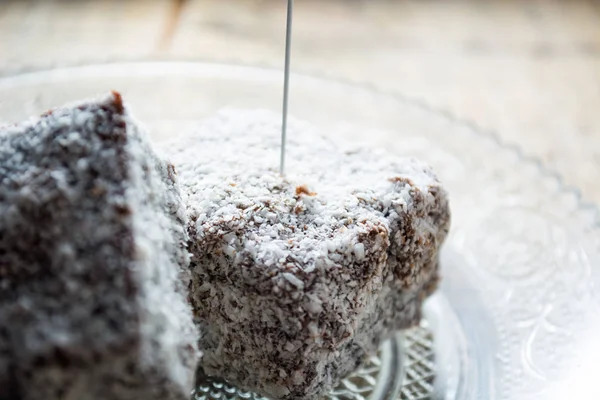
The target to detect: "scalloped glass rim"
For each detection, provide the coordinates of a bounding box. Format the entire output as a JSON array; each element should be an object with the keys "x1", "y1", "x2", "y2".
[
  {"x1": 1, "y1": 61, "x2": 599, "y2": 400},
  {"x1": 0, "y1": 60, "x2": 597, "y2": 210},
  {"x1": 0, "y1": 59, "x2": 596, "y2": 209}
]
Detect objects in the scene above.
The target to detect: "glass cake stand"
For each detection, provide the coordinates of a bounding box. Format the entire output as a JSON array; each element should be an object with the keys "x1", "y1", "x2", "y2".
[{"x1": 1, "y1": 62, "x2": 599, "y2": 400}]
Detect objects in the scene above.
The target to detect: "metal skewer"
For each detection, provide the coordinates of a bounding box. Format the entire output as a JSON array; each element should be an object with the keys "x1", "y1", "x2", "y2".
[{"x1": 280, "y1": 0, "x2": 293, "y2": 176}]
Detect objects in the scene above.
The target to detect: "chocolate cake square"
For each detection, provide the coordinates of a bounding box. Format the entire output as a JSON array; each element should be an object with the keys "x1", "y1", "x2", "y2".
[
  {"x1": 167, "y1": 110, "x2": 450, "y2": 400},
  {"x1": 0, "y1": 93, "x2": 199, "y2": 400}
]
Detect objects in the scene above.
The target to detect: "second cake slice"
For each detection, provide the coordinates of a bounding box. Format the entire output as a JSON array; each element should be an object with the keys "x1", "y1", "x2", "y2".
[{"x1": 0, "y1": 93, "x2": 199, "y2": 400}]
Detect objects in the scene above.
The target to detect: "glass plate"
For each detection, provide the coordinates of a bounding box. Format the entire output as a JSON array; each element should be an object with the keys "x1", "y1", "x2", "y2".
[{"x1": 1, "y1": 62, "x2": 599, "y2": 400}]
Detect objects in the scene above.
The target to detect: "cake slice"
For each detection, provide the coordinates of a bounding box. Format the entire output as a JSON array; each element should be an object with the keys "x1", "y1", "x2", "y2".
[
  {"x1": 0, "y1": 93, "x2": 199, "y2": 400},
  {"x1": 166, "y1": 110, "x2": 451, "y2": 400}
]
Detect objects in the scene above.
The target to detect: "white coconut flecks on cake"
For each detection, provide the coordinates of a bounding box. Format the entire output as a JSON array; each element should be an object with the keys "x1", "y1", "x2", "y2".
[
  {"x1": 165, "y1": 109, "x2": 451, "y2": 400},
  {"x1": 0, "y1": 93, "x2": 200, "y2": 400}
]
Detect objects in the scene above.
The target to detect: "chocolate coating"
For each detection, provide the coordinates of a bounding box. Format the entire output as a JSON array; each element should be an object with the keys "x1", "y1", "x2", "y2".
[
  {"x1": 0, "y1": 93, "x2": 199, "y2": 400},
  {"x1": 167, "y1": 110, "x2": 450, "y2": 400}
]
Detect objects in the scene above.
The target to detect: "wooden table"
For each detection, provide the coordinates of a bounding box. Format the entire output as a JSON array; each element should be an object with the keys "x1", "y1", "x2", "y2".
[{"x1": 2, "y1": 0, "x2": 600, "y2": 203}]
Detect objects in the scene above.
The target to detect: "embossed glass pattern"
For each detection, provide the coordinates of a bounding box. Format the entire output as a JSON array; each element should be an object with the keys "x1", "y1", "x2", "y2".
[
  {"x1": 193, "y1": 332, "x2": 405, "y2": 400},
  {"x1": 1, "y1": 62, "x2": 598, "y2": 400}
]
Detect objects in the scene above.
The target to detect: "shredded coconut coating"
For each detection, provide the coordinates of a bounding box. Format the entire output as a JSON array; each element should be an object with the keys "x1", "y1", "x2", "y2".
[
  {"x1": 0, "y1": 93, "x2": 199, "y2": 400},
  {"x1": 166, "y1": 109, "x2": 451, "y2": 400}
]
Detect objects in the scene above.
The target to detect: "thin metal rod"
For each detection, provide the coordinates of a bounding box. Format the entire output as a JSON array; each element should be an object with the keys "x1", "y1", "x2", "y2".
[{"x1": 280, "y1": 0, "x2": 293, "y2": 175}]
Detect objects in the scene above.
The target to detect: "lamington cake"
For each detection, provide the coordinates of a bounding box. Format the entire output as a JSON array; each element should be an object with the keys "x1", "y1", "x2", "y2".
[
  {"x1": 166, "y1": 109, "x2": 451, "y2": 400},
  {"x1": 0, "y1": 93, "x2": 199, "y2": 400}
]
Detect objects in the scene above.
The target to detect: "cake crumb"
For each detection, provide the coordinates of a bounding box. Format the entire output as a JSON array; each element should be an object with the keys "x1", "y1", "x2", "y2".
[{"x1": 295, "y1": 185, "x2": 316, "y2": 196}]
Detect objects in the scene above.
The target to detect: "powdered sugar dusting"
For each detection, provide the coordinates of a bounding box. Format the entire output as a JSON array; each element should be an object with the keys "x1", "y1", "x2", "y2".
[{"x1": 170, "y1": 109, "x2": 442, "y2": 275}]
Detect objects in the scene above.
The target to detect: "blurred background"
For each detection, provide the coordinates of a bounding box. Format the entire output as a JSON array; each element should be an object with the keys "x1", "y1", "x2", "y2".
[{"x1": 1, "y1": 0, "x2": 599, "y2": 202}]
